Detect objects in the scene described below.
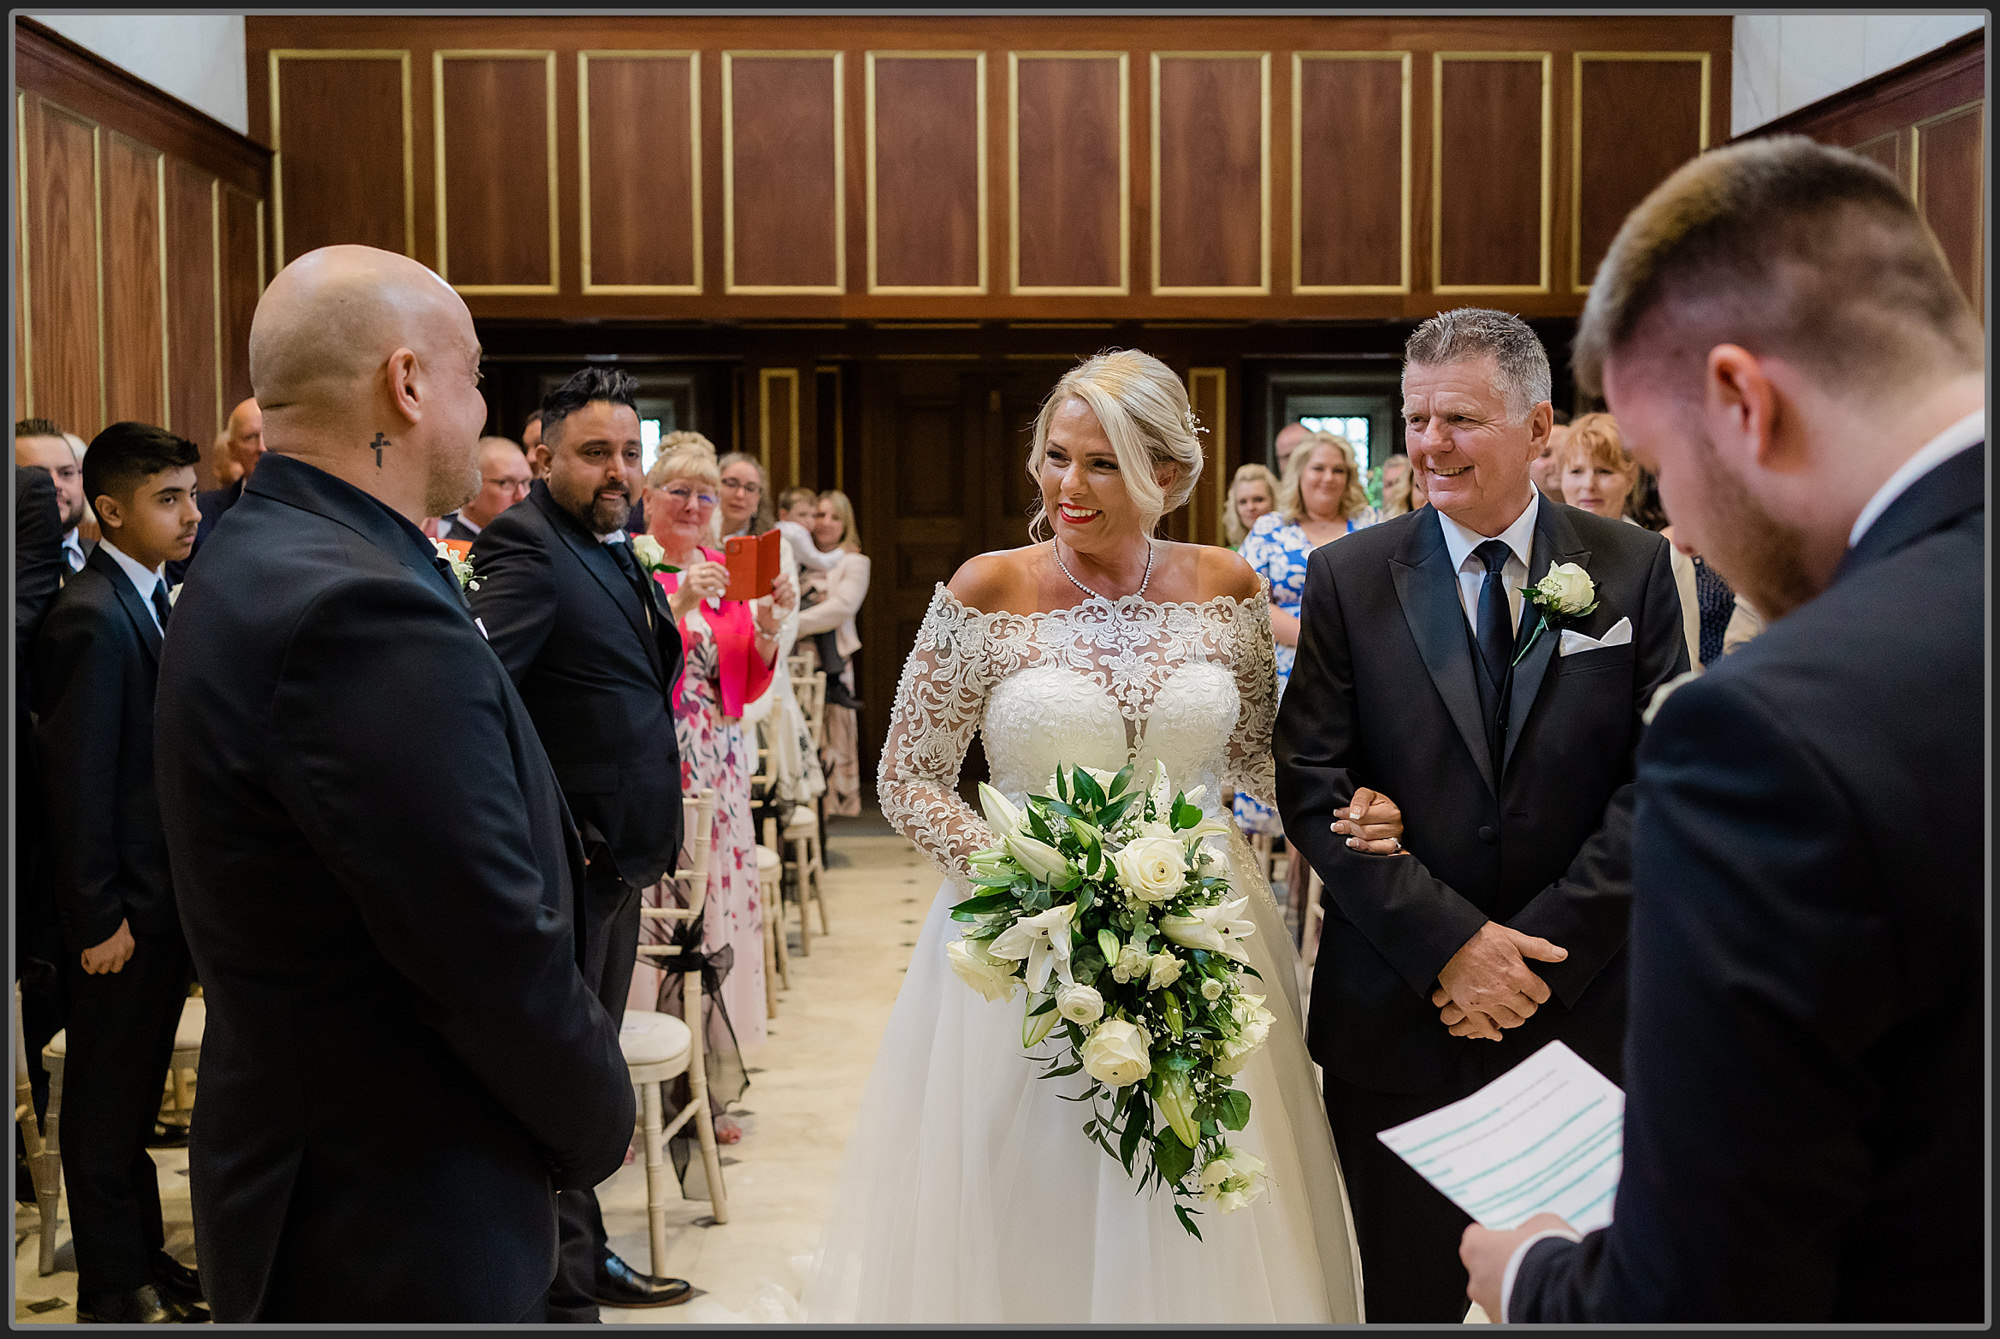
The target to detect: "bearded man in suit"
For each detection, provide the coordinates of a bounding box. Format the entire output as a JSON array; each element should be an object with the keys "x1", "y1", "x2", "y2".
[
  {"x1": 1275, "y1": 307, "x2": 1689, "y2": 1321},
  {"x1": 155, "y1": 244, "x2": 634, "y2": 1323},
  {"x1": 1461, "y1": 137, "x2": 1985, "y2": 1324}
]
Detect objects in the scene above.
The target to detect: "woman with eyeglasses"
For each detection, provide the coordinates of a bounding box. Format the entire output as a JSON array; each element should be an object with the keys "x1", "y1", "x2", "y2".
[{"x1": 638, "y1": 441, "x2": 796, "y2": 1144}]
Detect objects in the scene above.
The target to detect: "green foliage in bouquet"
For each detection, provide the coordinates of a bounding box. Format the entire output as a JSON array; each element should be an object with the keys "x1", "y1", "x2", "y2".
[{"x1": 946, "y1": 761, "x2": 1277, "y2": 1238}]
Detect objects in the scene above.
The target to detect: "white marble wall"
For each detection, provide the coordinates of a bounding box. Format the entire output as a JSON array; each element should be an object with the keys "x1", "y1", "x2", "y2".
[
  {"x1": 25, "y1": 13, "x2": 248, "y2": 135},
  {"x1": 1733, "y1": 14, "x2": 1985, "y2": 136}
]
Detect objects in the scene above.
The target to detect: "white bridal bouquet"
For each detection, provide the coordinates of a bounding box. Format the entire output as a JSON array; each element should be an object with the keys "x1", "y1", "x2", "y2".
[{"x1": 947, "y1": 761, "x2": 1275, "y2": 1237}]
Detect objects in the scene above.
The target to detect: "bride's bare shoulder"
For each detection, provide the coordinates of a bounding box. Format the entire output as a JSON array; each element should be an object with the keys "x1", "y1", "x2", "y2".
[
  {"x1": 1178, "y1": 542, "x2": 1263, "y2": 603},
  {"x1": 945, "y1": 546, "x2": 1043, "y2": 614}
]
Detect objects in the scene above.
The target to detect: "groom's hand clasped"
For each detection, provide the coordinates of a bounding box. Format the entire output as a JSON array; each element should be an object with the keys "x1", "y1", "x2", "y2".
[{"x1": 1430, "y1": 922, "x2": 1568, "y2": 1041}]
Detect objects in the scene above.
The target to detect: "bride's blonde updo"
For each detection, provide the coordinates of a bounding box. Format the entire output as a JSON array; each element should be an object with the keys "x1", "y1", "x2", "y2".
[{"x1": 1025, "y1": 349, "x2": 1206, "y2": 539}]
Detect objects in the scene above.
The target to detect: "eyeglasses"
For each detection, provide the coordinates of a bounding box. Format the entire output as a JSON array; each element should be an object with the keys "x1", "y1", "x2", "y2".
[
  {"x1": 485, "y1": 476, "x2": 532, "y2": 493},
  {"x1": 660, "y1": 486, "x2": 718, "y2": 508},
  {"x1": 719, "y1": 478, "x2": 762, "y2": 494}
]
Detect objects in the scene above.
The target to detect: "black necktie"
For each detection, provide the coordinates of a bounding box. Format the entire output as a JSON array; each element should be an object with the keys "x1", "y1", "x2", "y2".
[
  {"x1": 605, "y1": 540, "x2": 655, "y2": 628},
  {"x1": 1473, "y1": 539, "x2": 1514, "y2": 691},
  {"x1": 151, "y1": 579, "x2": 173, "y2": 630}
]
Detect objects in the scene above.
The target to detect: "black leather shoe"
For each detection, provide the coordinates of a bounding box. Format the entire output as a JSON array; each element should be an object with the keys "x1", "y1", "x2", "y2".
[
  {"x1": 75, "y1": 1282, "x2": 209, "y2": 1323},
  {"x1": 151, "y1": 1251, "x2": 205, "y2": 1304},
  {"x1": 590, "y1": 1252, "x2": 693, "y2": 1309}
]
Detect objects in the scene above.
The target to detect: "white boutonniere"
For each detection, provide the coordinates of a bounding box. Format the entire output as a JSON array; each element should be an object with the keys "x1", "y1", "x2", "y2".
[
  {"x1": 433, "y1": 539, "x2": 480, "y2": 592},
  {"x1": 630, "y1": 533, "x2": 676, "y2": 575},
  {"x1": 167, "y1": 583, "x2": 183, "y2": 606},
  {"x1": 1514, "y1": 561, "x2": 1597, "y2": 664}
]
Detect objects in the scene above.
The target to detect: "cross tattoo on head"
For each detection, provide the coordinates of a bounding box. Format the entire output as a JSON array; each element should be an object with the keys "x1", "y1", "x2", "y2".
[{"x1": 370, "y1": 433, "x2": 390, "y2": 467}]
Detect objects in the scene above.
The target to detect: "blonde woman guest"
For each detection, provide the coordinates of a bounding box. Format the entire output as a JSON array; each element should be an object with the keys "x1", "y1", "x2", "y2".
[
  {"x1": 1381, "y1": 455, "x2": 1429, "y2": 518},
  {"x1": 1223, "y1": 463, "x2": 1280, "y2": 550},
  {"x1": 1235, "y1": 432, "x2": 1380, "y2": 839},
  {"x1": 1558, "y1": 412, "x2": 1701, "y2": 667},
  {"x1": 794, "y1": 490, "x2": 870, "y2": 815},
  {"x1": 641, "y1": 444, "x2": 795, "y2": 1139},
  {"x1": 716, "y1": 451, "x2": 773, "y2": 539}
]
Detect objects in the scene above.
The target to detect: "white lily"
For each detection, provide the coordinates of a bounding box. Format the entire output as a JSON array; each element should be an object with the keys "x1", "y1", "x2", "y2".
[
  {"x1": 977, "y1": 783, "x2": 1027, "y2": 843},
  {"x1": 1146, "y1": 759, "x2": 1174, "y2": 811},
  {"x1": 987, "y1": 903, "x2": 1078, "y2": 993},
  {"x1": 1160, "y1": 896, "x2": 1257, "y2": 964},
  {"x1": 1004, "y1": 831, "x2": 1073, "y2": 886},
  {"x1": 946, "y1": 938, "x2": 1023, "y2": 1003}
]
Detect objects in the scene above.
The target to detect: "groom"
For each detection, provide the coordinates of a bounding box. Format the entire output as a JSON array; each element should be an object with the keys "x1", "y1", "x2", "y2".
[{"x1": 1275, "y1": 308, "x2": 1688, "y2": 1321}]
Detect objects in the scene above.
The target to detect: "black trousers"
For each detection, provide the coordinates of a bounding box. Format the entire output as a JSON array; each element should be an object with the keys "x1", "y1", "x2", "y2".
[
  {"x1": 1323, "y1": 1067, "x2": 1484, "y2": 1324},
  {"x1": 59, "y1": 930, "x2": 192, "y2": 1296},
  {"x1": 545, "y1": 863, "x2": 643, "y2": 1323}
]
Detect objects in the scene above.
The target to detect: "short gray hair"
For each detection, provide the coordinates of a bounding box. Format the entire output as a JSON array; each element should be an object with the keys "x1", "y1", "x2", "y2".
[{"x1": 1403, "y1": 308, "x2": 1552, "y2": 422}]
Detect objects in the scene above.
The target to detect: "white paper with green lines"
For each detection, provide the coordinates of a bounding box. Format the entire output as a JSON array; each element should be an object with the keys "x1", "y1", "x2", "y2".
[{"x1": 1377, "y1": 1040, "x2": 1624, "y2": 1232}]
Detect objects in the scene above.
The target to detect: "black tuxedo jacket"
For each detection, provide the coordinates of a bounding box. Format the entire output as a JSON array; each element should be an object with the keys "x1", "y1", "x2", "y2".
[
  {"x1": 31, "y1": 544, "x2": 178, "y2": 952},
  {"x1": 15, "y1": 467, "x2": 66, "y2": 955},
  {"x1": 1277, "y1": 500, "x2": 1689, "y2": 1093},
  {"x1": 439, "y1": 512, "x2": 481, "y2": 543},
  {"x1": 153, "y1": 454, "x2": 634, "y2": 1323},
  {"x1": 1513, "y1": 444, "x2": 1985, "y2": 1323},
  {"x1": 468, "y1": 479, "x2": 684, "y2": 888}
]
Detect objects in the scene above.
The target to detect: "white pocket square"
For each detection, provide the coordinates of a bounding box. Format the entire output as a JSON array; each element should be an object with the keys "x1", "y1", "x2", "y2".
[{"x1": 1558, "y1": 616, "x2": 1632, "y2": 656}]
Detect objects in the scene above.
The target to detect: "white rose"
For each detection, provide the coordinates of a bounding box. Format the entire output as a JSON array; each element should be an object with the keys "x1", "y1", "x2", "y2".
[
  {"x1": 1211, "y1": 993, "x2": 1275, "y2": 1076},
  {"x1": 1080, "y1": 1018, "x2": 1152, "y2": 1088},
  {"x1": 1056, "y1": 983, "x2": 1105, "y2": 1026},
  {"x1": 946, "y1": 938, "x2": 1021, "y2": 1003},
  {"x1": 1537, "y1": 561, "x2": 1596, "y2": 615},
  {"x1": 1201, "y1": 977, "x2": 1224, "y2": 1002},
  {"x1": 1112, "y1": 836, "x2": 1187, "y2": 904},
  {"x1": 1198, "y1": 1148, "x2": 1269, "y2": 1213},
  {"x1": 631, "y1": 533, "x2": 667, "y2": 570},
  {"x1": 1110, "y1": 944, "x2": 1150, "y2": 984},
  {"x1": 1145, "y1": 950, "x2": 1183, "y2": 992}
]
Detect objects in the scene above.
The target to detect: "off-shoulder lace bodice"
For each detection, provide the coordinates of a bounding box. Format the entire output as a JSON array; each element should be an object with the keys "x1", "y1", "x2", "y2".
[{"x1": 878, "y1": 584, "x2": 1279, "y2": 881}]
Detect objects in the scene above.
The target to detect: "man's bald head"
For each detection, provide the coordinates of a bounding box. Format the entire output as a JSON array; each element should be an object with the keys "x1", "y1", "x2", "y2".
[{"x1": 224, "y1": 397, "x2": 265, "y2": 478}]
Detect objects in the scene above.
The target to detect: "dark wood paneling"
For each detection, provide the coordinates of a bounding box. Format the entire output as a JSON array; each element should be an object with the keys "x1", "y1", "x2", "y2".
[
  {"x1": 165, "y1": 160, "x2": 220, "y2": 446},
  {"x1": 1435, "y1": 55, "x2": 1548, "y2": 291},
  {"x1": 870, "y1": 54, "x2": 983, "y2": 292},
  {"x1": 220, "y1": 187, "x2": 263, "y2": 415},
  {"x1": 1155, "y1": 55, "x2": 1266, "y2": 292},
  {"x1": 26, "y1": 97, "x2": 103, "y2": 437},
  {"x1": 582, "y1": 53, "x2": 698, "y2": 291},
  {"x1": 1296, "y1": 55, "x2": 1407, "y2": 292},
  {"x1": 726, "y1": 54, "x2": 842, "y2": 292},
  {"x1": 273, "y1": 54, "x2": 409, "y2": 264},
  {"x1": 437, "y1": 53, "x2": 554, "y2": 289},
  {"x1": 1013, "y1": 55, "x2": 1125, "y2": 293},
  {"x1": 1915, "y1": 102, "x2": 1984, "y2": 318},
  {"x1": 1848, "y1": 129, "x2": 1907, "y2": 190},
  {"x1": 1575, "y1": 57, "x2": 1705, "y2": 290},
  {"x1": 101, "y1": 132, "x2": 168, "y2": 427}
]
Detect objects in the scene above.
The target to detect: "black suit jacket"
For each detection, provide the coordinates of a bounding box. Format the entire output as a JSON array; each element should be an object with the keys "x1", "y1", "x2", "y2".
[
  {"x1": 153, "y1": 454, "x2": 634, "y2": 1323},
  {"x1": 164, "y1": 476, "x2": 243, "y2": 584},
  {"x1": 16, "y1": 467, "x2": 67, "y2": 958},
  {"x1": 468, "y1": 479, "x2": 684, "y2": 888},
  {"x1": 1513, "y1": 444, "x2": 1985, "y2": 1323},
  {"x1": 1277, "y1": 500, "x2": 1689, "y2": 1093},
  {"x1": 31, "y1": 544, "x2": 178, "y2": 951},
  {"x1": 439, "y1": 512, "x2": 481, "y2": 543}
]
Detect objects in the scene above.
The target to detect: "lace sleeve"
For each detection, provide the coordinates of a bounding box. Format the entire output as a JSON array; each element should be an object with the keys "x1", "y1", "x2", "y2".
[
  {"x1": 877, "y1": 586, "x2": 1000, "y2": 881},
  {"x1": 1223, "y1": 588, "x2": 1280, "y2": 806}
]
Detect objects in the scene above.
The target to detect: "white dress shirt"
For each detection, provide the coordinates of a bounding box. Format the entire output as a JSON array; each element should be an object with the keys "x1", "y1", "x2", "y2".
[
  {"x1": 1435, "y1": 489, "x2": 1541, "y2": 635},
  {"x1": 60, "y1": 528, "x2": 85, "y2": 573},
  {"x1": 1849, "y1": 407, "x2": 1984, "y2": 547},
  {"x1": 99, "y1": 537, "x2": 169, "y2": 634},
  {"x1": 447, "y1": 511, "x2": 483, "y2": 536}
]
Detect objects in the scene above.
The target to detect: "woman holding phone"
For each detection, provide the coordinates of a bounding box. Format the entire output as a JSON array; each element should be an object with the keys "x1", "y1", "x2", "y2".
[{"x1": 641, "y1": 443, "x2": 795, "y2": 1139}]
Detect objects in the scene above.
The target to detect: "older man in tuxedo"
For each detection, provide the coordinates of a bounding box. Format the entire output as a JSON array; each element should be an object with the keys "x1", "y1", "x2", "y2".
[
  {"x1": 155, "y1": 244, "x2": 634, "y2": 1322},
  {"x1": 1461, "y1": 138, "x2": 1985, "y2": 1324},
  {"x1": 467, "y1": 367, "x2": 691, "y2": 1318},
  {"x1": 1275, "y1": 308, "x2": 1688, "y2": 1321}
]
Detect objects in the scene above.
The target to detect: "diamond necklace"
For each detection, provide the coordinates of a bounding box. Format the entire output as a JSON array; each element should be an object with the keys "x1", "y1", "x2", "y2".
[{"x1": 1052, "y1": 538, "x2": 1154, "y2": 602}]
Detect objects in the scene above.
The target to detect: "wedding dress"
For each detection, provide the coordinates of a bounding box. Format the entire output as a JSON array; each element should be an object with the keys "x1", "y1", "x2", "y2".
[{"x1": 799, "y1": 584, "x2": 1365, "y2": 1323}]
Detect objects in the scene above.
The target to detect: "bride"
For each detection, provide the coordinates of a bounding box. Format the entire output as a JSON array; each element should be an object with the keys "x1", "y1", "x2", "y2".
[{"x1": 800, "y1": 350, "x2": 1400, "y2": 1323}]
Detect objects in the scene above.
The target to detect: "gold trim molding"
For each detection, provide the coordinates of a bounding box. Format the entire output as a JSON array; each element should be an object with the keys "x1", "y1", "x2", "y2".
[
  {"x1": 866, "y1": 50, "x2": 989, "y2": 296},
  {"x1": 1431, "y1": 51, "x2": 1552, "y2": 296},
  {"x1": 433, "y1": 50, "x2": 560, "y2": 295},
  {"x1": 723, "y1": 51, "x2": 847, "y2": 296},
  {"x1": 1570, "y1": 52, "x2": 1710, "y2": 293},
  {"x1": 1292, "y1": 52, "x2": 1411, "y2": 295},
  {"x1": 1188, "y1": 367, "x2": 1227, "y2": 546},
  {"x1": 579, "y1": 51, "x2": 702, "y2": 296},
  {"x1": 1009, "y1": 51, "x2": 1130, "y2": 296},
  {"x1": 268, "y1": 49, "x2": 414, "y2": 265},
  {"x1": 1152, "y1": 52, "x2": 1270, "y2": 297},
  {"x1": 757, "y1": 367, "x2": 803, "y2": 482}
]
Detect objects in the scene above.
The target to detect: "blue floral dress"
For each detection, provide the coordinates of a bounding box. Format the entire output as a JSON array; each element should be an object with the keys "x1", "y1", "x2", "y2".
[{"x1": 1234, "y1": 507, "x2": 1381, "y2": 835}]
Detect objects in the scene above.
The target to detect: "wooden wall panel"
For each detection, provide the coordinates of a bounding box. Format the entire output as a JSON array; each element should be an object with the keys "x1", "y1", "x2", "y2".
[
  {"x1": 219, "y1": 187, "x2": 264, "y2": 415},
  {"x1": 1012, "y1": 53, "x2": 1128, "y2": 294},
  {"x1": 1848, "y1": 128, "x2": 1908, "y2": 189},
  {"x1": 100, "y1": 132, "x2": 168, "y2": 427},
  {"x1": 1574, "y1": 54, "x2": 1707, "y2": 291},
  {"x1": 16, "y1": 94, "x2": 32, "y2": 420},
  {"x1": 1914, "y1": 101, "x2": 1984, "y2": 318},
  {"x1": 580, "y1": 52, "x2": 699, "y2": 292},
  {"x1": 165, "y1": 161, "x2": 220, "y2": 443},
  {"x1": 1185, "y1": 367, "x2": 1227, "y2": 545},
  {"x1": 758, "y1": 367, "x2": 801, "y2": 489},
  {"x1": 725, "y1": 52, "x2": 843, "y2": 293},
  {"x1": 1295, "y1": 54, "x2": 1409, "y2": 293},
  {"x1": 271, "y1": 52, "x2": 411, "y2": 264},
  {"x1": 435, "y1": 51, "x2": 557, "y2": 291},
  {"x1": 26, "y1": 98, "x2": 104, "y2": 437},
  {"x1": 1434, "y1": 54, "x2": 1551, "y2": 292},
  {"x1": 1154, "y1": 54, "x2": 1268, "y2": 294},
  {"x1": 868, "y1": 52, "x2": 985, "y2": 294}
]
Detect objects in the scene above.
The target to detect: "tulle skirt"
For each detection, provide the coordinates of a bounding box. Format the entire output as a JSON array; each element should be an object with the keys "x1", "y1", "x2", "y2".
[{"x1": 799, "y1": 832, "x2": 1364, "y2": 1323}]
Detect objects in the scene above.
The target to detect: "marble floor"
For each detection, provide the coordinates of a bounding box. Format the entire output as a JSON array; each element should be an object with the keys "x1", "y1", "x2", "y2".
[{"x1": 13, "y1": 809, "x2": 928, "y2": 1325}]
